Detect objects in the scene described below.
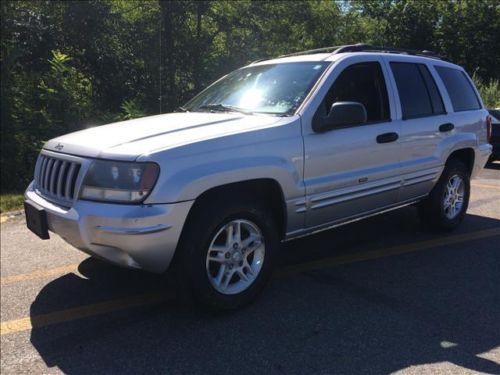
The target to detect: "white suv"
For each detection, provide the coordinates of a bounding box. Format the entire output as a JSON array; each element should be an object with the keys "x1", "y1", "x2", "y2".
[{"x1": 25, "y1": 44, "x2": 492, "y2": 309}]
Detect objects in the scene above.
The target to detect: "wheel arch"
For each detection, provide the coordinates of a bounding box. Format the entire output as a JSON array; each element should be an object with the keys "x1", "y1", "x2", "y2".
[
  {"x1": 183, "y1": 178, "x2": 287, "y2": 240},
  {"x1": 445, "y1": 147, "x2": 475, "y2": 176}
]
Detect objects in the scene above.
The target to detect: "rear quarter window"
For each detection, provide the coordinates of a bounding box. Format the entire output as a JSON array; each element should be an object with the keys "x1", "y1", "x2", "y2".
[{"x1": 435, "y1": 66, "x2": 481, "y2": 112}]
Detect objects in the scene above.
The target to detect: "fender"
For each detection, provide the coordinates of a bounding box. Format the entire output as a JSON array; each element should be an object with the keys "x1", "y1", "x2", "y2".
[
  {"x1": 158, "y1": 156, "x2": 300, "y2": 203},
  {"x1": 437, "y1": 131, "x2": 477, "y2": 167},
  {"x1": 141, "y1": 118, "x2": 306, "y2": 232}
]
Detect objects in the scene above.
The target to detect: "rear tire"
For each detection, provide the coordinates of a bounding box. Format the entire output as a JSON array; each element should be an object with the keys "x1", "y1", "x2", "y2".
[
  {"x1": 177, "y1": 197, "x2": 279, "y2": 311},
  {"x1": 418, "y1": 159, "x2": 470, "y2": 231}
]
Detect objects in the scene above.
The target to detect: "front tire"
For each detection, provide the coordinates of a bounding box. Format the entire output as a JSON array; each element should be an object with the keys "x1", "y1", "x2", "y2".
[
  {"x1": 418, "y1": 159, "x2": 470, "y2": 231},
  {"x1": 178, "y1": 198, "x2": 279, "y2": 310}
]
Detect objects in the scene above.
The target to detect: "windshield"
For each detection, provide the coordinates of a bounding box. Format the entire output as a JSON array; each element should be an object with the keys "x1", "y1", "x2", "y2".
[{"x1": 183, "y1": 62, "x2": 330, "y2": 115}]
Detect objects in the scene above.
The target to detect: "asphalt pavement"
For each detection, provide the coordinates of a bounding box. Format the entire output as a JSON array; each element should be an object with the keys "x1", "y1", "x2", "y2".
[{"x1": 1, "y1": 163, "x2": 499, "y2": 374}]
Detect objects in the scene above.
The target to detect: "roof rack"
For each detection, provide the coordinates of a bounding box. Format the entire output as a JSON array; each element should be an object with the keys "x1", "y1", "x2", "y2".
[
  {"x1": 277, "y1": 43, "x2": 448, "y2": 61},
  {"x1": 335, "y1": 44, "x2": 448, "y2": 61},
  {"x1": 277, "y1": 45, "x2": 345, "y2": 58}
]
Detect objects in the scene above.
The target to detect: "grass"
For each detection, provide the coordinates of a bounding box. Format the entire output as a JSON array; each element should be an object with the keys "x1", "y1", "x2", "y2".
[{"x1": 0, "y1": 193, "x2": 24, "y2": 213}]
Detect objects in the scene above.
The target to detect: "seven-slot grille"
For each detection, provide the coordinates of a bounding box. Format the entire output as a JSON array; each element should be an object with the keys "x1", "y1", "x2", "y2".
[{"x1": 35, "y1": 154, "x2": 81, "y2": 203}]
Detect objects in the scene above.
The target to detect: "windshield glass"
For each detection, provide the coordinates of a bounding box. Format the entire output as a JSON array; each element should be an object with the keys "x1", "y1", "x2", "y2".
[{"x1": 183, "y1": 62, "x2": 330, "y2": 115}]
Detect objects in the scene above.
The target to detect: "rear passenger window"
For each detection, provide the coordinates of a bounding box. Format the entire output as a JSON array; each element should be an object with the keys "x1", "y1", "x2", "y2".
[
  {"x1": 390, "y1": 62, "x2": 444, "y2": 119},
  {"x1": 435, "y1": 66, "x2": 481, "y2": 112}
]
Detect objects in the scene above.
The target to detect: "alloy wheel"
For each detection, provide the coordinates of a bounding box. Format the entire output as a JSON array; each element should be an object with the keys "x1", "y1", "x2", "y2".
[
  {"x1": 205, "y1": 219, "x2": 265, "y2": 295},
  {"x1": 443, "y1": 174, "x2": 465, "y2": 219}
]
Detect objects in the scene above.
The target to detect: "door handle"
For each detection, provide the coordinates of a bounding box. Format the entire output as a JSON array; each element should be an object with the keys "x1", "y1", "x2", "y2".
[
  {"x1": 376, "y1": 132, "x2": 399, "y2": 144},
  {"x1": 439, "y1": 123, "x2": 454, "y2": 132}
]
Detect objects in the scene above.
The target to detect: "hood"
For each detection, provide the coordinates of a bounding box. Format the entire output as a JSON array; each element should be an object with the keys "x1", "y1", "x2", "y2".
[{"x1": 44, "y1": 112, "x2": 285, "y2": 160}]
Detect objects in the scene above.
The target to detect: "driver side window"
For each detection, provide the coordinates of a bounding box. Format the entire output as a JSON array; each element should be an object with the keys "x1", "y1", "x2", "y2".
[{"x1": 320, "y1": 62, "x2": 390, "y2": 123}]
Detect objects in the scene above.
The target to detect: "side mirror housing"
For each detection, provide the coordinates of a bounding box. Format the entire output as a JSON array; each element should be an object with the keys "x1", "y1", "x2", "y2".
[{"x1": 314, "y1": 101, "x2": 367, "y2": 132}]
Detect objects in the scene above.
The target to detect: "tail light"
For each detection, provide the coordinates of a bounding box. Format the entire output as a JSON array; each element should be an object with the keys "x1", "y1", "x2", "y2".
[{"x1": 486, "y1": 116, "x2": 492, "y2": 142}]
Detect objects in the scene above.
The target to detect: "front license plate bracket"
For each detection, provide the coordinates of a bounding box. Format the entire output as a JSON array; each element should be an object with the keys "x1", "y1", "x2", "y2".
[{"x1": 24, "y1": 201, "x2": 50, "y2": 240}]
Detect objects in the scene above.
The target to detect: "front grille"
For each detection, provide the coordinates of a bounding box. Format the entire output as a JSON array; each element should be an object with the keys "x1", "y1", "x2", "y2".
[{"x1": 35, "y1": 154, "x2": 81, "y2": 203}]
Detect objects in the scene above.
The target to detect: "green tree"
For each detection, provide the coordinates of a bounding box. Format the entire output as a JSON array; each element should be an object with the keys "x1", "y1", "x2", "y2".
[{"x1": 1, "y1": 0, "x2": 499, "y2": 194}]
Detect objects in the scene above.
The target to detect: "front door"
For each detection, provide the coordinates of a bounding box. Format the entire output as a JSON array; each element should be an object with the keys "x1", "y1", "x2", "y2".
[{"x1": 302, "y1": 57, "x2": 402, "y2": 229}]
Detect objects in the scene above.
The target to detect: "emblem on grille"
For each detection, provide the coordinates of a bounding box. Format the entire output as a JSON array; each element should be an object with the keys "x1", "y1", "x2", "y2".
[{"x1": 54, "y1": 143, "x2": 64, "y2": 151}]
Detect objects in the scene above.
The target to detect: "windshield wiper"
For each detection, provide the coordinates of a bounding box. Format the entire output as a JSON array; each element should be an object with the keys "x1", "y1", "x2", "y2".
[
  {"x1": 198, "y1": 104, "x2": 252, "y2": 114},
  {"x1": 175, "y1": 106, "x2": 188, "y2": 112}
]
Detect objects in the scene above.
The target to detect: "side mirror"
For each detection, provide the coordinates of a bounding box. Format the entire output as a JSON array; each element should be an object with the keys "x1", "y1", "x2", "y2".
[{"x1": 315, "y1": 101, "x2": 367, "y2": 132}]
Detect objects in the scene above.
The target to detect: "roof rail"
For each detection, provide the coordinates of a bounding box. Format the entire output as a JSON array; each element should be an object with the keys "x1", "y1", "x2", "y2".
[
  {"x1": 250, "y1": 58, "x2": 268, "y2": 64},
  {"x1": 275, "y1": 43, "x2": 448, "y2": 61},
  {"x1": 277, "y1": 45, "x2": 345, "y2": 58},
  {"x1": 331, "y1": 44, "x2": 448, "y2": 61}
]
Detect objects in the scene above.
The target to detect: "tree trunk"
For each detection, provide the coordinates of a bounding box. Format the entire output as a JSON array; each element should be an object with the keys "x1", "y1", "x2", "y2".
[
  {"x1": 159, "y1": 0, "x2": 177, "y2": 112},
  {"x1": 193, "y1": 1, "x2": 203, "y2": 92}
]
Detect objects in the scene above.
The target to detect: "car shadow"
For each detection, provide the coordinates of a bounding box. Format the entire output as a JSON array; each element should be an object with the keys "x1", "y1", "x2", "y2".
[{"x1": 30, "y1": 210, "x2": 500, "y2": 374}]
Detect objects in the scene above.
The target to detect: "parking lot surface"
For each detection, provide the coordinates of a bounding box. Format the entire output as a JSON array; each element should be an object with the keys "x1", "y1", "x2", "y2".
[{"x1": 1, "y1": 163, "x2": 499, "y2": 374}]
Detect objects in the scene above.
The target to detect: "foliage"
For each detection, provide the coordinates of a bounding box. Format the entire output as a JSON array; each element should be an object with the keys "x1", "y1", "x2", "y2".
[
  {"x1": 38, "y1": 50, "x2": 93, "y2": 133},
  {"x1": 1, "y1": 46, "x2": 93, "y2": 191},
  {"x1": 1, "y1": 0, "x2": 500, "y2": 192},
  {"x1": 473, "y1": 73, "x2": 500, "y2": 109}
]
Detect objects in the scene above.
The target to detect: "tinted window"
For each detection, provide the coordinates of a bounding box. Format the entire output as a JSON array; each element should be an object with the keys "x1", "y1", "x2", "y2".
[
  {"x1": 418, "y1": 65, "x2": 445, "y2": 114},
  {"x1": 391, "y1": 62, "x2": 434, "y2": 119},
  {"x1": 322, "y1": 62, "x2": 390, "y2": 122},
  {"x1": 435, "y1": 66, "x2": 481, "y2": 111}
]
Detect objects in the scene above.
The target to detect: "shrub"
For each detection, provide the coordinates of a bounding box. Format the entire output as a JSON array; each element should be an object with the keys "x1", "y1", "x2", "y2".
[{"x1": 472, "y1": 73, "x2": 500, "y2": 109}]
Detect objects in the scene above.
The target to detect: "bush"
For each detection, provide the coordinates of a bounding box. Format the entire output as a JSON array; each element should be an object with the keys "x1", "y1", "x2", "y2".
[
  {"x1": 473, "y1": 73, "x2": 500, "y2": 109},
  {"x1": 38, "y1": 51, "x2": 93, "y2": 133},
  {"x1": 1, "y1": 50, "x2": 94, "y2": 192}
]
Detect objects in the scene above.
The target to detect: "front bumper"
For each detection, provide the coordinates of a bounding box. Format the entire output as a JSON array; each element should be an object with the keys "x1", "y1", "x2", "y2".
[{"x1": 25, "y1": 182, "x2": 193, "y2": 273}]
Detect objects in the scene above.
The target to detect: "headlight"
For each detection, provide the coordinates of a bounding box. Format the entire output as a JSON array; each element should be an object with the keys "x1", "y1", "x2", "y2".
[{"x1": 80, "y1": 160, "x2": 159, "y2": 203}]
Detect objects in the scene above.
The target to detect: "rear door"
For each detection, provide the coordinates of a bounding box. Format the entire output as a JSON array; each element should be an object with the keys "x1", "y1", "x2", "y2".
[
  {"x1": 301, "y1": 56, "x2": 402, "y2": 229},
  {"x1": 384, "y1": 57, "x2": 485, "y2": 202},
  {"x1": 383, "y1": 58, "x2": 449, "y2": 202}
]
